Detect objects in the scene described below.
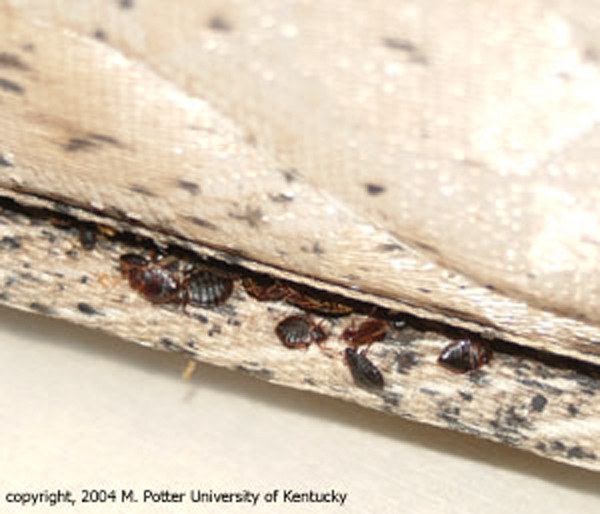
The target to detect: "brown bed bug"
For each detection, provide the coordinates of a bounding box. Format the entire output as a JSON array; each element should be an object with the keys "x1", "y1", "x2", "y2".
[
  {"x1": 275, "y1": 315, "x2": 328, "y2": 349},
  {"x1": 345, "y1": 348, "x2": 384, "y2": 390},
  {"x1": 119, "y1": 253, "x2": 184, "y2": 304},
  {"x1": 242, "y1": 275, "x2": 288, "y2": 301},
  {"x1": 342, "y1": 319, "x2": 390, "y2": 349},
  {"x1": 438, "y1": 338, "x2": 492, "y2": 373},
  {"x1": 284, "y1": 285, "x2": 353, "y2": 316},
  {"x1": 119, "y1": 253, "x2": 150, "y2": 276},
  {"x1": 182, "y1": 268, "x2": 234, "y2": 307}
]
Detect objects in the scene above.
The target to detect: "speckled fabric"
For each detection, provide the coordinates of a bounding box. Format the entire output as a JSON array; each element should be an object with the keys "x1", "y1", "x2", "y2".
[{"x1": 1, "y1": 1, "x2": 600, "y2": 470}]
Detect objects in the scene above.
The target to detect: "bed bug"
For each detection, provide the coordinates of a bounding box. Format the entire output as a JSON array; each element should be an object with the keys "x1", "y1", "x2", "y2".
[
  {"x1": 78, "y1": 225, "x2": 97, "y2": 250},
  {"x1": 345, "y1": 347, "x2": 384, "y2": 390},
  {"x1": 182, "y1": 268, "x2": 234, "y2": 307},
  {"x1": 438, "y1": 338, "x2": 492, "y2": 373},
  {"x1": 119, "y1": 253, "x2": 149, "y2": 270},
  {"x1": 119, "y1": 253, "x2": 184, "y2": 304},
  {"x1": 342, "y1": 319, "x2": 390, "y2": 349},
  {"x1": 284, "y1": 285, "x2": 353, "y2": 316},
  {"x1": 275, "y1": 315, "x2": 328, "y2": 349},
  {"x1": 242, "y1": 275, "x2": 288, "y2": 301}
]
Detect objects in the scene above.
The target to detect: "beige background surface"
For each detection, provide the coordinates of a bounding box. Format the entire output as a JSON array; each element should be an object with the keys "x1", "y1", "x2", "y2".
[{"x1": 0, "y1": 306, "x2": 599, "y2": 513}]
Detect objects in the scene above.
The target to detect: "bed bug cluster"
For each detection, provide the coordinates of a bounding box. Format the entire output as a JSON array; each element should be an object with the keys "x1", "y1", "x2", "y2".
[
  {"x1": 116, "y1": 246, "x2": 492, "y2": 392},
  {"x1": 51, "y1": 205, "x2": 492, "y2": 391},
  {"x1": 241, "y1": 275, "x2": 392, "y2": 391},
  {"x1": 119, "y1": 252, "x2": 235, "y2": 308}
]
